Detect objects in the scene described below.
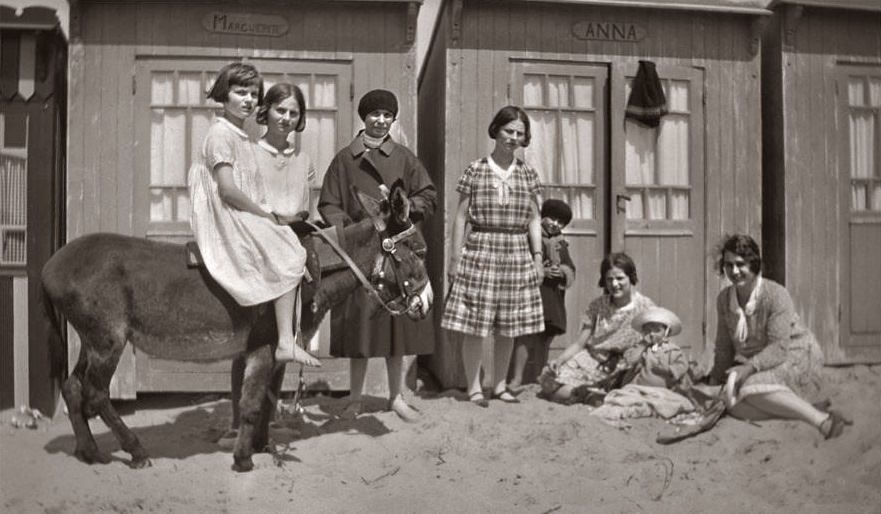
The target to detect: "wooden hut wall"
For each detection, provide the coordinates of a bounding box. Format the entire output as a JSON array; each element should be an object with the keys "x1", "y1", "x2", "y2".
[
  {"x1": 432, "y1": 1, "x2": 764, "y2": 387},
  {"x1": 764, "y1": 5, "x2": 881, "y2": 362},
  {"x1": 67, "y1": 0, "x2": 419, "y2": 396}
]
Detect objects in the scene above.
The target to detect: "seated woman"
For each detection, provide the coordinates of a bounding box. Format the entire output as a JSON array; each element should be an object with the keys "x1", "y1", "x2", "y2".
[
  {"x1": 540, "y1": 252, "x2": 655, "y2": 403},
  {"x1": 709, "y1": 234, "x2": 851, "y2": 439}
]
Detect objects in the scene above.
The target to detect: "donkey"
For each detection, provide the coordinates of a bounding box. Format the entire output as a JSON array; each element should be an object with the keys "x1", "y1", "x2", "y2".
[{"x1": 41, "y1": 182, "x2": 432, "y2": 472}]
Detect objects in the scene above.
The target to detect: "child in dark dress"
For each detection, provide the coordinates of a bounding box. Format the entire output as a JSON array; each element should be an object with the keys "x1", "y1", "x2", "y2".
[{"x1": 508, "y1": 199, "x2": 576, "y2": 389}]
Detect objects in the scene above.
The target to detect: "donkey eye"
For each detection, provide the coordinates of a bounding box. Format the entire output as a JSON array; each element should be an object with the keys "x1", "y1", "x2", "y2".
[{"x1": 414, "y1": 246, "x2": 427, "y2": 258}]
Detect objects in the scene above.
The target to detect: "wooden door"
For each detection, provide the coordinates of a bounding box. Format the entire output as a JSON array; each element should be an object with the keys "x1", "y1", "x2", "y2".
[
  {"x1": 612, "y1": 64, "x2": 706, "y2": 356},
  {"x1": 838, "y1": 67, "x2": 881, "y2": 360},
  {"x1": 515, "y1": 62, "x2": 609, "y2": 367},
  {"x1": 131, "y1": 57, "x2": 354, "y2": 393}
]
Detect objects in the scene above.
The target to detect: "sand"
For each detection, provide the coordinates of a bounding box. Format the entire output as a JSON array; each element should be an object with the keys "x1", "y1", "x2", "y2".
[{"x1": 1, "y1": 365, "x2": 879, "y2": 514}]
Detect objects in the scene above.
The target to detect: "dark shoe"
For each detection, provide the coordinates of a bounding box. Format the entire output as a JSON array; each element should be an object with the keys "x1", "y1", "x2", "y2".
[
  {"x1": 820, "y1": 410, "x2": 851, "y2": 440},
  {"x1": 469, "y1": 392, "x2": 489, "y2": 408},
  {"x1": 491, "y1": 389, "x2": 520, "y2": 404}
]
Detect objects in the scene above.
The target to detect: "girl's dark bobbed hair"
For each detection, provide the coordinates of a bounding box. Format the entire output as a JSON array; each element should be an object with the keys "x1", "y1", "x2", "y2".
[
  {"x1": 715, "y1": 233, "x2": 762, "y2": 275},
  {"x1": 487, "y1": 105, "x2": 531, "y2": 147},
  {"x1": 207, "y1": 62, "x2": 264, "y2": 106},
  {"x1": 256, "y1": 83, "x2": 307, "y2": 132},
  {"x1": 597, "y1": 252, "x2": 639, "y2": 292}
]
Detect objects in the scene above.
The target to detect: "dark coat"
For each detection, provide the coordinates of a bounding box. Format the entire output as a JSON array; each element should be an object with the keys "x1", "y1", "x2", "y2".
[
  {"x1": 540, "y1": 231, "x2": 575, "y2": 336},
  {"x1": 318, "y1": 134, "x2": 437, "y2": 358}
]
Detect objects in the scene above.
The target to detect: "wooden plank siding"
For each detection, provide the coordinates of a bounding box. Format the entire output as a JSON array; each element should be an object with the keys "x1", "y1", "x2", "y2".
[
  {"x1": 765, "y1": 6, "x2": 881, "y2": 363},
  {"x1": 67, "y1": 1, "x2": 421, "y2": 395},
  {"x1": 424, "y1": 1, "x2": 765, "y2": 387}
]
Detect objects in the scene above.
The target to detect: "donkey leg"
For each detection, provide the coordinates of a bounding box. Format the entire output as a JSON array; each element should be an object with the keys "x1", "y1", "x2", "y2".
[
  {"x1": 252, "y1": 361, "x2": 286, "y2": 451},
  {"x1": 62, "y1": 359, "x2": 108, "y2": 464},
  {"x1": 85, "y1": 334, "x2": 151, "y2": 468},
  {"x1": 232, "y1": 345, "x2": 274, "y2": 472}
]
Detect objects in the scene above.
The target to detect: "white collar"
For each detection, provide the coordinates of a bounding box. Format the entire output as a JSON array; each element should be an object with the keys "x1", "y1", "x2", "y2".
[
  {"x1": 257, "y1": 139, "x2": 295, "y2": 157},
  {"x1": 216, "y1": 116, "x2": 249, "y2": 139}
]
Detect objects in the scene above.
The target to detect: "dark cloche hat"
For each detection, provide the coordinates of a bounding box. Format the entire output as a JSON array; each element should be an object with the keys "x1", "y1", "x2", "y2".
[
  {"x1": 541, "y1": 198, "x2": 573, "y2": 226},
  {"x1": 358, "y1": 89, "x2": 398, "y2": 120}
]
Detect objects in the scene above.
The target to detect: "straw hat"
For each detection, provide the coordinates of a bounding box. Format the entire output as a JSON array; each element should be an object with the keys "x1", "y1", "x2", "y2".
[{"x1": 631, "y1": 307, "x2": 682, "y2": 336}]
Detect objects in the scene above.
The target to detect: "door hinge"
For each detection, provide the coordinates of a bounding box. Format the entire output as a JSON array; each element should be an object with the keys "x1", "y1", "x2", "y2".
[
  {"x1": 702, "y1": 321, "x2": 706, "y2": 336},
  {"x1": 350, "y1": 82, "x2": 354, "y2": 101},
  {"x1": 507, "y1": 83, "x2": 511, "y2": 101},
  {"x1": 132, "y1": 75, "x2": 136, "y2": 95}
]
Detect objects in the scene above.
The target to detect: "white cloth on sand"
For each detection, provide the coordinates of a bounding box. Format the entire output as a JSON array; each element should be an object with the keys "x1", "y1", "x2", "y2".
[{"x1": 591, "y1": 384, "x2": 695, "y2": 421}]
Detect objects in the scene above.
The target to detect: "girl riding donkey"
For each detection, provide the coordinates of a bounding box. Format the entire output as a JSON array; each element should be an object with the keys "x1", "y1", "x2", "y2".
[{"x1": 188, "y1": 62, "x2": 320, "y2": 366}]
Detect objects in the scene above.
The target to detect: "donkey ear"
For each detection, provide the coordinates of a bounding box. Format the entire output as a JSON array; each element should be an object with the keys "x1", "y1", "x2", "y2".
[
  {"x1": 352, "y1": 185, "x2": 387, "y2": 232},
  {"x1": 390, "y1": 185, "x2": 410, "y2": 224}
]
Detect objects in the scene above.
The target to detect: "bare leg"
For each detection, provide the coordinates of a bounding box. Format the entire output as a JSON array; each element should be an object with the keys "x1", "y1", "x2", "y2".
[
  {"x1": 508, "y1": 337, "x2": 529, "y2": 389},
  {"x1": 737, "y1": 390, "x2": 828, "y2": 428},
  {"x1": 491, "y1": 336, "x2": 515, "y2": 397},
  {"x1": 387, "y1": 355, "x2": 420, "y2": 422},
  {"x1": 461, "y1": 334, "x2": 485, "y2": 398},
  {"x1": 273, "y1": 287, "x2": 320, "y2": 366},
  {"x1": 340, "y1": 358, "x2": 368, "y2": 419}
]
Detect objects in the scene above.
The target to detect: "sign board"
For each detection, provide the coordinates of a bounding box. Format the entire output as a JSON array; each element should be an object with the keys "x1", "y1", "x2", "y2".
[
  {"x1": 571, "y1": 21, "x2": 646, "y2": 42},
  {"x1": 203, "y1": 12, "x2": 289, "y2": 37}
]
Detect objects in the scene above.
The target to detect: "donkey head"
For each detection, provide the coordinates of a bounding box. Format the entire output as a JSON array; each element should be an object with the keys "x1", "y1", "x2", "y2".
[{"x1": 352, "y1": 179, "x2": 433, "y2": 320}]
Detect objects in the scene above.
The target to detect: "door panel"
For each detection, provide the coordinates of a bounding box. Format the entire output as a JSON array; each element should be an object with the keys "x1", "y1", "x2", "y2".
[
  {"x1": 840, "y1": 68, "x2": 881, "y2": 356},
  {"x1": 132, "y1": 58, "x2": 353, "y2": 393},
  {"x1": 612, "y1": 64, "x2": 706, "y2": 356},
  {"x1": 514, "y1": 62, "x2": 609, "y2": 360}
]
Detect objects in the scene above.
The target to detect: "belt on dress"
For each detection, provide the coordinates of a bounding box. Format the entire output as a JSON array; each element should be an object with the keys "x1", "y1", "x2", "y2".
[{"x1": 470, "y1": 225, "x2": 527, "y2": 234}]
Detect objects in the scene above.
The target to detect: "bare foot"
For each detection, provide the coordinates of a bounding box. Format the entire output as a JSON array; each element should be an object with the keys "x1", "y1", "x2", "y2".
[
  {"x1": 275, "y1": 342, "x2": 322, "y2": 366},
  {"x1": 389, "y1": 396, "x2": 421, "y2": 423}
]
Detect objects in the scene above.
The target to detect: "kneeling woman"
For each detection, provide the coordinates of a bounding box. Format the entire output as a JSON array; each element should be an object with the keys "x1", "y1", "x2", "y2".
[{"x1": 710, "y1": 234, "x2": 850, "y2": 439}]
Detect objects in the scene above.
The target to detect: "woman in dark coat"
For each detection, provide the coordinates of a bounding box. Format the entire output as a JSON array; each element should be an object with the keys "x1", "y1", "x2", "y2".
[{"x1": 318, "y1": 89, "x2": 436, "y2": 422}]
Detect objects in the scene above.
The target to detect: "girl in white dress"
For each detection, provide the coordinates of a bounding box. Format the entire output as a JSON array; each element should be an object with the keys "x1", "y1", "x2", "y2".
[{"x1": 187, "y1": 62, "x2": 319, "y2": 366}]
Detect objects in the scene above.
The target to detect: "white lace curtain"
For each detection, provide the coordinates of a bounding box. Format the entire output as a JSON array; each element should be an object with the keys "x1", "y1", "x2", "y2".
[{"x1": 848, "y1": 76, "x2": 881, "y2": 212}]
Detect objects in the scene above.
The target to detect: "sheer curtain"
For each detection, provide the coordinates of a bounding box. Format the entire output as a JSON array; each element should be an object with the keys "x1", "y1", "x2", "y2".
[{"x1": 848, "y1": 77, "x2": 879, "y2": 211}]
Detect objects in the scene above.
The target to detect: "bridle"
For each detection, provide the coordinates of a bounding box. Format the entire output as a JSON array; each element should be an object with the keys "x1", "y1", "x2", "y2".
[{"x1": 305, "y1": 220, "x2": 428, "y2": 317}]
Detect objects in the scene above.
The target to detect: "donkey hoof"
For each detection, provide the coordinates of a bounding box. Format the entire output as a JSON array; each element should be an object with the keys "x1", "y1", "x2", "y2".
[
  {"x1": 129, "y1": 457, "x2": 152, "y2": 469},
  {"x1": 232, "y1": 458, "x2": 254, "y2": 473}
]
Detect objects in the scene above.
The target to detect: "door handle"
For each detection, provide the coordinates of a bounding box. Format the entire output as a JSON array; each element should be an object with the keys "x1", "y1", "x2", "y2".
[{"x1": 616, "y1": 194, "x2": 631, "y2": 215}]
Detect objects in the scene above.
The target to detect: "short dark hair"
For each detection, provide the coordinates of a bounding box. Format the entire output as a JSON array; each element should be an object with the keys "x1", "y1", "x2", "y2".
[
  {"x1": 256, "y1": 83, "x2": 307, "y2": 132},
  {"x1": 716, "y1": 234, "x2": 762, "y2": 275},
  {"x1": 488, "y1": 105, "x2": 531, "y2": 147},
  {"x1": 207, "y1": 62, "x2": 264, "y2": 105},
  {"x1": 597, "y1": 252, "x2": 639, "y2": 292}
]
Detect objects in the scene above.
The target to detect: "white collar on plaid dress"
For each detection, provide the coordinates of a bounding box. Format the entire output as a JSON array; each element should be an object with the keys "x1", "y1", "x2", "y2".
[
  {"x1": 487, "y1": 155, "x2": 516, "y2": 205},
  {"x1": 729, "y1": 275, "x2": 763, "y2": 343}
]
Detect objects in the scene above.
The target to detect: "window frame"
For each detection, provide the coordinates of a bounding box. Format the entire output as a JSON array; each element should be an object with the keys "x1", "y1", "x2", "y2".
[{"x1": 838, "y1": 66, "x2": 881, "y2": 220}]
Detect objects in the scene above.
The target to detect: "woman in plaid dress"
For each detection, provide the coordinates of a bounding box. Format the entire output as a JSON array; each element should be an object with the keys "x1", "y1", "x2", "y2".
[{"x1": 441, "y1": 105, "x2": 545, "y2": 406}]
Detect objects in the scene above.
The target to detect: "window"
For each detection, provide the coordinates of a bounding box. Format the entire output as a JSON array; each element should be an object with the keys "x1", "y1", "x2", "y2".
[
  {"x1": 518, "y1": 63, "x2": 607, "y2": 230},
  {"x1": 136, "y1": 60, "x2": 350, "y2": 240},
  {"x1": 624, "y1": 76, "x2": 695, "y2": 222},
  {"x1": 0, "y1": 111, "x2": 28, "y2": 267},
  {"x1": 845, "y1": 74, "x2": 881, "y2": 213}
]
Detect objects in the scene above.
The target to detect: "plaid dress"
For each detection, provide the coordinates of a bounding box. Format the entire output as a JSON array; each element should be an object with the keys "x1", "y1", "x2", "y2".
[{"x1": 441, "y1": 156, "x2": 544, "y2": 338}]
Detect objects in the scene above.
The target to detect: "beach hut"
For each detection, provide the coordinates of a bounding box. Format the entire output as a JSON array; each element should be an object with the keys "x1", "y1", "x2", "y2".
[
  {"x1": 761, "y1": 0, "x2": 881, "y2": 363},
  {"x1": 0, "y1": 3, "x2": 68, "y2": 415},
  {"x1": 65, "y1": 0, "x2": 423, "y2": 397},
  {"x1": 418, "y1": 0, "x2": 773, "y2": 387}
]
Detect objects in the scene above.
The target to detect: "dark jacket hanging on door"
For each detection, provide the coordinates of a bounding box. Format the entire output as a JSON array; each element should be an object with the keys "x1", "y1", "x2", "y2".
[{"x1": 625, "y1": 60, "x2": 668, "y2": 128}]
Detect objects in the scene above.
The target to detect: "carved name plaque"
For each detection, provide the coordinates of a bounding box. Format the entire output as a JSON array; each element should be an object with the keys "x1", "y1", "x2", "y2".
[
  {"x1": 203, "y1": 12, "x2": 289, "y2": 37},
  {"x1": 571, "y1": 21, "x2": 646, "y2": 42}
]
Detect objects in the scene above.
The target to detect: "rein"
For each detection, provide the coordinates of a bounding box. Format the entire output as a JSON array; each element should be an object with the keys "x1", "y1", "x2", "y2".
[{"x1": 304, "y1": 220, "x2": 419, "y2": 316}]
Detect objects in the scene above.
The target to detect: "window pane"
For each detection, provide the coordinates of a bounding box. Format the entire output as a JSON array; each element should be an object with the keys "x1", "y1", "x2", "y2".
[
  {"x1": 658, "y1": 116, "x2": 689, "y2": 186},
  {"x1": 671, "y1": 190, "x2": 690, "y2": 220},
  {"x1": 872, "y1": 183, "x2": 881, "y2": 211},
  {"x1": 175, "y1": 189, "x2": 191, "y2": 222},
  {"x1": 572, "y1": 78, "x2": 594, "y2": 109},
  {"x1": 626, "y1": 190, "x2": 644, "y2": 219},
  {"x1": 851, "y1": 184, "x2": 867, "y2": 211},
  {"x1": 547, "y1": 76, "x2": 569, "y2": 108},
  {"x1": 313, "y1": 76, "x2": 336, "y2": 108},
  {"x1": 848, "y1": 78, "x2": 865, "y2": 107},
  {"x1": 178, "y1": 72, "x2": 203, "y2": 106},
  {"x1": 290, "y1": 75, "x2": 310, "y2": 102},
  {"x1": 1, "y1": 229, "x2": 25, "y2": 264},
  {"x1": 0, "y1": 153, "x2": 27, "y2": 225},
  {"x1": 574, "y1": 188, "x2": 594, "y2": 220},
  {"x1": 870, "y1": 78, "x2": 881, "y2": 107},
  {"x1": 524, "y1": 111, "x2": 557, "y2": 184},
  {"x1": 850, "y1": 112, "x2": 875, "y2": 179},
  {"x1": 625, "y1": 120, "x2": 656, "y2": 185},
  {"x1": 523, "y1": 75, "x2": 543, "y2": 107},
  {"x1": 647, "y1": 190, "x2": 666, "y2": 220},
  {"x1": 262, "y1": 73, "x2": 285, "y2": 94},
  {"x1": 301, "y1": 112, "x2": 337, "y2": 183},
  {"x1": 191, "y1": 110, "x2": 213, "y2": 163},
  {"x1": 667, "y1": 80, "x2": 689, "y2": 112},
  {"x1": 150, "y1": 190, "x2": 172, "y2": 221},
  {"x1": 151, "y1": 72, "x2": 173, "y2": 104},
  {"x1": 560, "y1": 113, "x2": 594, "y2": 185},
  {"x1": 151, "y1": 109, "x2": 186, "y2": 186}
]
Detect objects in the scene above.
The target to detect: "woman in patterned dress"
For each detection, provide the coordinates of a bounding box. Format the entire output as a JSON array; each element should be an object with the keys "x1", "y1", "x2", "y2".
[
  {"x1": 441, "y1": 105, "x2": 545, "y2": 407},
  {"x1": 539, "y1": 252, "x2": 655, "y2": 403},
  {"x1": 708, "y1": 234, "x2": 850, "y2": 439}
]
